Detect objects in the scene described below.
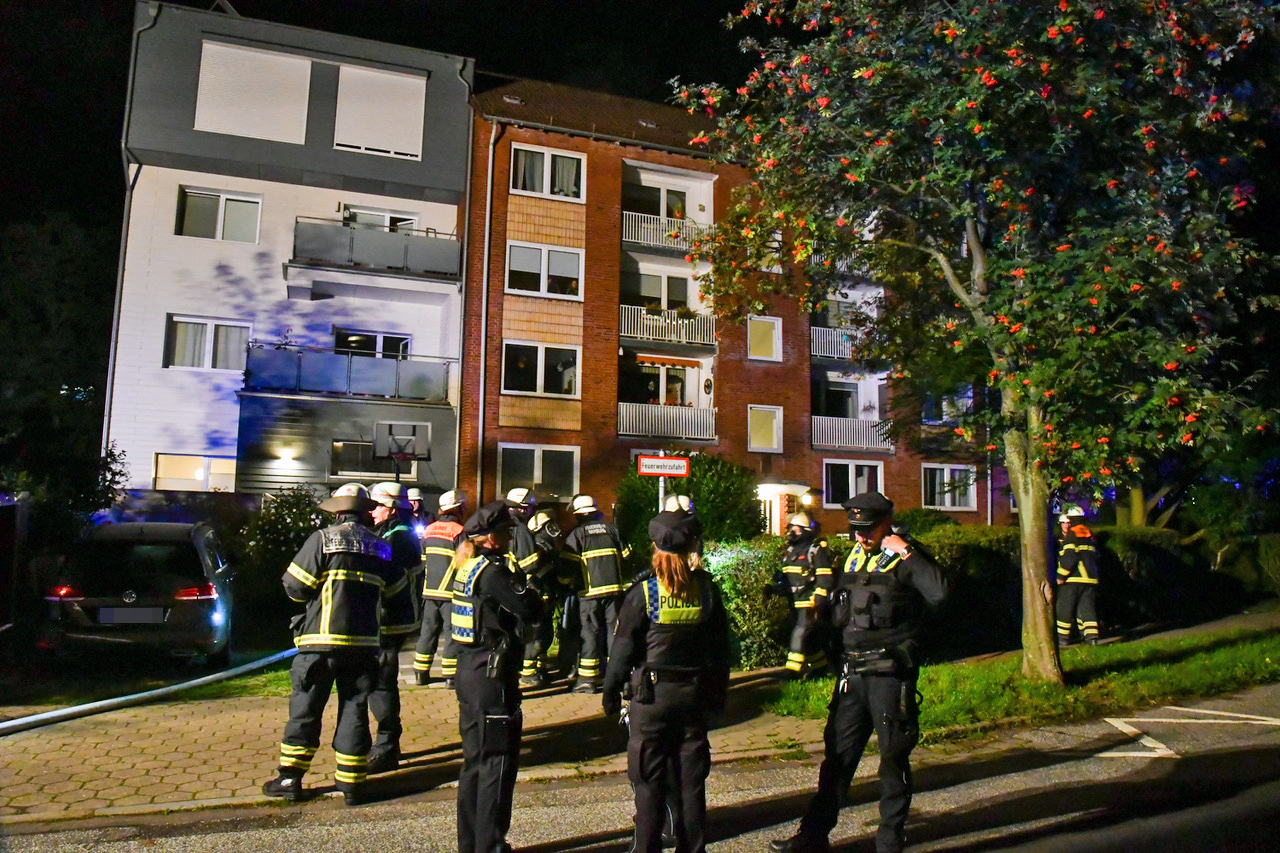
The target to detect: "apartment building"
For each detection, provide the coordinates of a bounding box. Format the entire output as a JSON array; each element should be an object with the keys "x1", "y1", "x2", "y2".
[{"x1": 103, "y1": 2, "x2": 472, "y2": 496}]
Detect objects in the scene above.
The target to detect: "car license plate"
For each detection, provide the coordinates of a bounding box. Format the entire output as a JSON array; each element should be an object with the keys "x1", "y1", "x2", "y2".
[{"x1": 98, "y1": 607, "x2": 165, "y2": 624}]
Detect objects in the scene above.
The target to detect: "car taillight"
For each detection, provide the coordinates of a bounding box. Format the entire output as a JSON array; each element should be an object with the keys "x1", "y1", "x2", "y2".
[
  {"x1": 45, "y1": 585, "x2": 84, "y2": 602},
  {"x1": 174, "y1": 582, "x2": 218, "y2": 601}
]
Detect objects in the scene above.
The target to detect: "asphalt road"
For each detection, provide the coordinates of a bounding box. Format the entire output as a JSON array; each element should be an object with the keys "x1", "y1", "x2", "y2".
[{"x1": 3, "y1": 684, "x2": 1278, "y2": 853}]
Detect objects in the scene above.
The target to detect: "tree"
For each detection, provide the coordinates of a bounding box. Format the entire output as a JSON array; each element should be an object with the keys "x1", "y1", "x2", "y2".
[{"x1": 678, "y1": 0, "x2": 1279, "y2": 682}]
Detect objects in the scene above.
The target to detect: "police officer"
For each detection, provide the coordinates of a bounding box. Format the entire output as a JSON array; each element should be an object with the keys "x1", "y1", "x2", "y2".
[
  {"x1": 414, "y1": 489, "x2": 467, "y2": 687},
  {"x1": 520, "y1": 507, "x2": 563, "y2": 688},
  {"x1": 262, "y1": 483, "x2": 416, "y2": 806},
  {"x1": 1056, "y1": 506, "x2": 1100, "y2": 645},
  {"x1": 603, "y1": 510, "x2": 731, "y2": 853},
  {"x1": 505, "y1": 489, "x2": 549, "y2": 688},
  {"x1": 766, "y1": 513, "x2": 835, "y2": 678},
  {"x1": 451, "y1": 500, "x2": 543, "y2": 853},
  {"x1": 563, "y1": 494, "x2": 631, "y2": 693},
  {"x1": 363, "y1": 482, "x2": 423, "y2": 774},
  {"x1": 771, "y1": 492, "x2": 948, "y2": 853}
]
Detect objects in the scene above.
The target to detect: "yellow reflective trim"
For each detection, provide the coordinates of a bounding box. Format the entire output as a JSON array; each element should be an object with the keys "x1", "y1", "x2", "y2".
[
  {"x1": 326, "y1": 569, "x2": 386, "y2": 587},
  {"x1": 516, "y1": 551, "x2": 539, "y2": 570},
  {"x1": 814, "y1": 587, "x2": 830, "y2": 597},
  {"x1": 287, "y1": 562, "x2": 319, "y2": 588},
  {"x1": 295, "y1": 633, "x2": 380, "y2": 648},
  {"x1": 280, "y1": 756, "x2": 311, "y2": 769},
  {"x1": 280, "y1": 743, "x2": 316, "y2": 756},
  {"x1": 1063, "y1": 577, "x2": 1098, "y2": 584},
  {"x1": 335, "y1": 769, "x2": 366, "y2": 784},
  {"x1": 335, "y1": 752, "x2": 367, "y2": 766},
  {"x1": 423, "y1": 546, "x2": 455, "y2": 558},
  {"x1": 581, "y1": 548, "x2": 620, "y2": 560},
  {"x1": 585, "y1": 584, "x2": 624, "y2": 596}
]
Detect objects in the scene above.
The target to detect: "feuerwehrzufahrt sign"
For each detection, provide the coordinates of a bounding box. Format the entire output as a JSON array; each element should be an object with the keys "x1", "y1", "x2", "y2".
[{"x1": 637, "y1": 456, "x2": 690, "y2": 477}]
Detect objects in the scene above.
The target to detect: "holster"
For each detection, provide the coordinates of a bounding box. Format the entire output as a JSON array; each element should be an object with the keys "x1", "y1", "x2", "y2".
[
  {"x1": 485, "y1": 634, "x2": 512, "y2": 679},
  {"x1": 629, "y1": 666, "x2": 656, "y2": 704}
]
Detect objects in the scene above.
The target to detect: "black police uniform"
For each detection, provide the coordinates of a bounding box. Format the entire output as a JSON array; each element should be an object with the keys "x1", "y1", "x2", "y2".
[
  {"x1": 1056, "y1": 521, "x2": 1100, "y2": 644},
  {"x1": 563, "y1": 514, "x2": 631, "y2": 689},
  {"x1": 777, "y1": 493, "x2": 948, "y2": 853},
  {"x1": 452, "y1": 502, "x2": 543, "y2": 853},
  {"x1": 603, "y1": 512, "x2": 731, "y2": 853},
  {"x1": 414, "y1": 513, "x2": 465, "y2": 683},
  {"x1": 268, "y1": 512, "x2": 415, "y2": 803},
  {"x1": 777, "y1": 531, "x2": 835, "y2": 676},
  {"x1": 368, "y1": 511, "x2": 424, "y2": 768}
]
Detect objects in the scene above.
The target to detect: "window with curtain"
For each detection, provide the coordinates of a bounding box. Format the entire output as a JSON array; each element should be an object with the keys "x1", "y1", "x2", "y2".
[
  {"x1": 510, "y1": 144, "x2": 585, "y2": 201},
  {"x1": 505, "y1": 242, "x2": 582, "y2": 299},
  {"x1": 747, "y1": 316, "x2": 782, "y2": 361},
  {"x1": 823, "y1": 460, "x2": 882, "y2": 507},
  {"x1": 748, "y1": 405, "x2": 783, "y2": 452},
  {"x1": 165, "y1": 316, "x2": 250, "y2": 370},
  {"x1": 922, "y1": 464, "x2": 977, "y2": 509}
]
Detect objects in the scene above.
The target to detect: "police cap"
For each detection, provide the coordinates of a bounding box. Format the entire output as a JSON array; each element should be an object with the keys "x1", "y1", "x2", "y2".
[
  {"x1": 463, "y1": 500, "x2": 516, "y2": 537},
  {"x1": 649, "y1": 510, "x2": 700, "y2": 554},
  {"x1": 843, "y1": 491, "x2": 894, "y2": 529}
]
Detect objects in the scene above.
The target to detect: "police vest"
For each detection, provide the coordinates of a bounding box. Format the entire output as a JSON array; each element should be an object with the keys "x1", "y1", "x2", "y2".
[
  {"x1": 422, "y1": 519, "x2": 464, "y2": 600},
  {"x1": 450, "y1": 554, "x2": 494, "y2": 644},
  {"x1": 642, "y1": 573, "x2": 716, "y2": 671},
  {"x1": 837, "y1": 544, "x2": 919, "y2": 633}
]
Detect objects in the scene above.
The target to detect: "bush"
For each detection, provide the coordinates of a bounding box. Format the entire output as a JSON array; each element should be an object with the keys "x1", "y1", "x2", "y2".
[
  {"x1": 236, "y1": 486, "x2": 325, "y2": 617},
  {"x1": 894, "y1": 507, "x2": 961, "y2": 537},
  {"x1": 703, "y1": 536, "x2": 792, "y2": 669},
  {"x1": 914, "y1": 525, "x2": 1022, "y2": 658},
  {"x1": 1212, "y1": 533, "x2": 1280, "y2": 598}
]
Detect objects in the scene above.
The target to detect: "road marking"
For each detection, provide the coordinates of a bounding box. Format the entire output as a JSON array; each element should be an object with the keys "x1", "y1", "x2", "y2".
[{"x1": 1100, "y1": 705, "x2": 1280, "y2": 758}]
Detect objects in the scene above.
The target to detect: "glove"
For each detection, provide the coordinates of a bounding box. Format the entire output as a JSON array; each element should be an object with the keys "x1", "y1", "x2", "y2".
[{"x1": 602, "y1": 691, "x2": 622, "y2": 716}]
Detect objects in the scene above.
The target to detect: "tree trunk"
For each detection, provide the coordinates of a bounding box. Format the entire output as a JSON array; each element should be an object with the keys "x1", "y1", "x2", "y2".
[{"x1": 1004, "y1": 427, "x2": 1064, "y2": 684}]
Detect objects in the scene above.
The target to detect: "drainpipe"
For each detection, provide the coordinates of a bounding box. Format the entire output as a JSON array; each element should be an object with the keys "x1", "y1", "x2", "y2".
[
  {"x1": 101, "y1": 1, "x2": 161, "y2": 456},
  {"x1": 476, "y1": 119, "x2": 500, "y2": 502},
  {"x1": 454, "y1": 58, "x2": 474, "y2": 495},
  {"x1": 987, "y1": 456, "x2": 993, "y2": 526}
]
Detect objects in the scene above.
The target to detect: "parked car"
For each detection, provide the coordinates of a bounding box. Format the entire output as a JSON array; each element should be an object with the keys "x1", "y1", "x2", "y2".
[{"x1": 40, "y1": 522, "x2": 235, "y2": 668}]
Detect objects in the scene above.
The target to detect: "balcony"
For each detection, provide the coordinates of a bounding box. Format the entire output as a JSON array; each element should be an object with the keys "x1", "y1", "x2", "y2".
[
  {"x1": 618, "y1": 402, "x2": 716, "y2": 441},
  {"x1": 812, "y1": 416, "x2": 894, "y2": 451},
  {"x1": 244, "y1": 344, "x2": 451, "y2": 403},
  {"x1": 622, "y1": 211, "x2": 706, "y2": 252},
  {"x1": 810, "y1": 326, "x2": 863, "y2": 360},
  {"x1": 619, "y1": 305, "x2": 716, "y2": 346},
  {"x1": 292, "y1": 217, "x2": 461, "y2": 279}
]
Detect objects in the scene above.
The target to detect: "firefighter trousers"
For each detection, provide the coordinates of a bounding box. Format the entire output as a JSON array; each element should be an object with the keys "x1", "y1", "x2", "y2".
[
  {"x1": 577, "y1": 594, "x2": 623, "y2": 683},
  {"x1": 278, "y1": 649, "x2": 378, "y2": 792},
  {"x1": 414, "y1": 597, "x2": 459, "y2": 678},
  {"x1": 369, "y1": 635, "x2": 406, "y2": 753}
]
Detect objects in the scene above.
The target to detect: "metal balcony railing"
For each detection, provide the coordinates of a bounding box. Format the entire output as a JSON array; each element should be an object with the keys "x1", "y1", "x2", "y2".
[
  {"x1": 811, "y1": 416, "x2": 894, "y2": 451},
  {"x1": 618, "y1": 403, "x2": 716, "y2": 440},
  {"x1": 810, "y1": 326, "x2": 862, "y2": 360},
  {"x1": 244, "y1": 343, "x2": 451, "y2": 403},
  {"x1": 292, "y1": 217, "x2": 461, "y2": 277},
  {"x1": 619, "y1": 305, "x2": 716, "y2": 346},
  {"x1": 621, "y1": 211, "x2": 706, "y2": 251}
]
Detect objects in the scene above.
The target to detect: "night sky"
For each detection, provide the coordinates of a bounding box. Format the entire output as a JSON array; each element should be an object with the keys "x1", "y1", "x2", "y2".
[{"x1": 1, "y1": 0, "x2": 757, "y2": 233}]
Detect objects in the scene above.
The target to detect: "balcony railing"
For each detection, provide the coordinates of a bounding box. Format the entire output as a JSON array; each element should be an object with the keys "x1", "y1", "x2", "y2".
[
  {"x1": 618, "y1": 403, "x2": 716, "y2": 440},
  {"x1": 810, "y1": 326, "x2": 862, "y2": 360},
  {"x1": 292, "y1": 217, "x2": 461, "y2": 278},
  {"x1": 621, "y1": 211, "x2": 706, "y2": 251},
  {"x1": 619, "y1": 305, "x2": 716, "y2": 346},
  {"x1": 812, "y1": 416, "x2": 894, "y2": 451},
  {"x1": 244, "y1": 343, "x2": 451, "y2": 403}
]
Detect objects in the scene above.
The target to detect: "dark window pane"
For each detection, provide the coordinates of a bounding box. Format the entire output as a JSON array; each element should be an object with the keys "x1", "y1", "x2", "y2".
[
  {"x1": 622, "y1": 183, "x2": 661, "y2": 216},
  {"x1": 665, "y1": 189, "x2": 686, "y2": 219},
  {"x1": 540, "y1": 449, "x2": 576, "y2": 498},
  {"x1": 543, "y1": 347, "x2": 577, "y2": 395},
  {"x1": 336, "y1": 330, "x2": 376, "y2": 356},
  {"x1": 825, "y1": 463, "x2": 851, "y2": 506},
  {"x1": 178, "y1": 191, "x2": 218, "y2": 238},
  {"x1": 503, "y1": 344, "x2": 539, "y2": 392},
  {"x1": 500, "y1": 447, "x2": 535, "y2": 491},
  {"x1": 509, "y1": 245, "x2": 542, "y2": 292},
  {"x1": 550, "y1": 154, "x2": 581, "y2": 198},
  {"x1": 667, "y1": 276, "x2": 688, "y2": 309}
]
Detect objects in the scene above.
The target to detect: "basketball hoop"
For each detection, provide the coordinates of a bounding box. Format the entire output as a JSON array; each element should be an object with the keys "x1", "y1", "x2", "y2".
[{"x1": 390, "y1": 452, "x2": 415, "y2": 463}]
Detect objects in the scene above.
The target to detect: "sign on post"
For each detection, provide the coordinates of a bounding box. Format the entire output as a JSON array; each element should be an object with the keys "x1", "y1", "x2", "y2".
[{"x1": 637, "y1": 455, "x2": 690, "y2": 477}]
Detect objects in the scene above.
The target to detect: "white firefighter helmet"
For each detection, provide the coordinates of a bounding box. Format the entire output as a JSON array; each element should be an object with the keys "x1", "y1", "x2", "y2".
[
  {"x1": 438, "y1": 489, "x2": 465, "y2": 513},
  {"x1": 663, "y1": 494, "x2": 694, "y2": 513},
  {"x1": 1058, "y1": 506, "x2": 1085, "y2": 524},
  {"x1": 529, "y1": 510, "x2": 561, "y2": 538},
  {"x1": 787, "y1": 512, "x2": 814, "y2": 531},
  {"x1": 369, "y1": 481, "x2": 410, "y2": 509},
  {"x1": 406, "y1": 487, "x2": 424, "y2": 502},
  {"x1": 571, "y1": 494, "x2": 598, "y2": 515},
  {"x1": 505, "y1": 487, "x2": 537, "y2": 508}
]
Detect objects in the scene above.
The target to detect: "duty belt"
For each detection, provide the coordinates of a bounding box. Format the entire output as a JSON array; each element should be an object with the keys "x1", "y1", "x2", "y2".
[
  {"x1": 842, "y1": 648, "x2": 897, "y2": 676},
  {"x1": 650, "y1": 668, "x2": 700, "y2": 683}
]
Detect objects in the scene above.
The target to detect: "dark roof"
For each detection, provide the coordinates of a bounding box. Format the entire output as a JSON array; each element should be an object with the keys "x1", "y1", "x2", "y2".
[{"x1": 472, "y1": 75, "x2": 714, "y2": 156}]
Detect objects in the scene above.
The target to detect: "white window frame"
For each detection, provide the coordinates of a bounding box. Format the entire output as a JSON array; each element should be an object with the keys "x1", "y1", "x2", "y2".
[
  {"x1": 154, "y1": 454, "x2": 236, "y2": 492},
  {"x1": 342, "y1": 205, "x2": 419, "y2": 232},
  {"x1": 622, "y1": 262, "x2": 693, "y2": 311},
  {"x1": 500, "y1": 340, "x2": 582, "y2": 398},
  {"x1": 505, "y1": 241, "x2": 585, "y2": 301},
  {"x1": 175, "y1": 187, "x2": 261, "y2": 243},
  {"x1": 510, "y1": 143, "x2": 586, "y2": 203},
  {"x1": 922, "y1": 385, "x2": 975, "y2": 425},
  {"x1": 496, "y1": 443, "x2": 581, "y2": 501},
  {"x1": 330, "y1": 439, "x2": 418, "y2": 480},
  {"x1": 335, "y1": 328, "x2": 411, "y2": 359},
  {"x1": 747, "y1": 315, "x2": 783, "y2": 362},
  {"x1": 164, "y1": 316, "x2": 251, "y2": 372},
  {"x1": 822, "y1": 459, "x2": 884, "y2": 509},
  {"x1": 922, "y1": 463, "x2": 978, "y2": 511},
  {"x1": 748, "y1": 404, "x2": 784, "y2": 453}
]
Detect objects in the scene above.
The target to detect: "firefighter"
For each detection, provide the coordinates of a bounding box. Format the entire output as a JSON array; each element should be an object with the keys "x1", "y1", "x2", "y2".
[
  {"x1": 771, "y1": 491, "x2": 948, "y2": 853},
  {"x1": 262, "y1": 483, "x2": 415, "y2": 806},
  {"x1": 520, "y1": 507, "x2": 563, "y2": 688},
  {"x1": 764, "y1": 512, "x2": 835, "y2": 678},
  {"x1": 504, "y1": 488, "x2": 548, "y2": 688},
  {"x1": 413, "y1": 489, "x2": 467, "y2": 687},
  {"x1": 406, "y1": 486, "x2": 435, "y2": 532},
  {"x1": 365, "y1": 481, "x2": 424, "y2": 774},
  {"x1": 1056, "y1": 506, "x2": 1101, "y2": 645},
  {"x1": 603, "y1": 510, "x2": 731, "y2": 853},
  {"x1": 451, "y1": 500, "x2": 543, "y2": 853},
  {"x1": 563, "y1": 494, "x2": 631, "y2": 693}
]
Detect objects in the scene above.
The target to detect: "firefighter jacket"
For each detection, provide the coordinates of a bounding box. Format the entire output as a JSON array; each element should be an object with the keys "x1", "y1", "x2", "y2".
[
  {"x1": 603, "y1": 570, "x2": 731, "y2": 713},
  {"x1": 377, "y1": 515, "x2": 424, "y2": 637},
  {"x1": 283, "y1": 518, "x2": 415, "y2": 652},
  {"x1": 780, "y1": 535, "x2": 835, "y2": 609},
  {"x1": 563, "y1": 518, "x2": 632, "y2": 599},
  {"x1": 832, "y1": 540, "x2": 949, "y2": 653},
  {"x1": 450, "y1": 549, "x2": 543, "y2": 647},
  {"x1": 421, "y1": 517, "x2": 465, "y2": 601},
  {"x1": 1058, "y1": 524, "x2": 1099, "y2": 584},
  {"x1": 509, "y1": 522, "x2": 541, "y2": 578}
]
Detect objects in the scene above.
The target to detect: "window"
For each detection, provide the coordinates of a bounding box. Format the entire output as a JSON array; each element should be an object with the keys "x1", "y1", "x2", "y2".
[
  {"x1": 176, "y1": 188, "x2": 260, "y2": 243},
  {"x1": 164, "y1": 316, "x2": 250, "y2": 371},
  {"x1": 330, "y1": 440, "x2": 416, "y2": 479},
  {"x1": 497, "y1": 444, "x2": 579, "y2": 501},
  {"x1": 506, "y1": 242, "x2": 583, "y2": 298},
  {"x1": 823, "y1": 460, "x2": 883, "y2": 508},
  {"x1": 748, "y1": 405, "x2": 783, "y2": 453},
  {"x1": 620, "y1": 271, "x2": 689, "y2": 310},
  {"x1": 342, "y1": 205, "x2": 418, "y2": 232},
  {"x1": 335, "y1": 329, "x2": 410, "y2": 358},
  {"x1": 823, "y1": 380, "x2": 859, "y2": 419},
  {"x1": 922, "y1": 385, "x2": 974, "y2": 425},
  {"x1": 334, "y1": 65, "x2": 426, "y2": 160},
  {"x1": 194, "y1": 41, "x2": 310, "y2": 144},
  {"x1": 747, "y1": 316, "x2": 782, "y2": 361},
  {"x1": 511, "y1": 145, "x2": 585, "y2": 201},
  {"x1": 622, "y1": 182, "x2": 687, "y2": 219},
  {"x1": 922, "y1": 464, "x2": 977, "y2": 510},
  {"x1": 502, "y1": 342, "x2": 580, "y2": 397},
  {"x1": 154, "y1": 454, "x2": 235, "y2": 492}
]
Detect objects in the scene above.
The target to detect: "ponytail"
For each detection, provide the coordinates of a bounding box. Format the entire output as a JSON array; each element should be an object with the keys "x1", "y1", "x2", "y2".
[{"x1": 652, "y1": 550, "x2": 694, "y2": 599}]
